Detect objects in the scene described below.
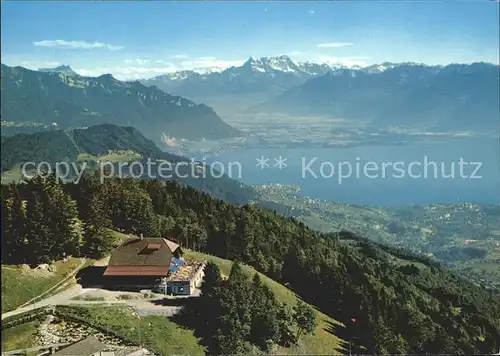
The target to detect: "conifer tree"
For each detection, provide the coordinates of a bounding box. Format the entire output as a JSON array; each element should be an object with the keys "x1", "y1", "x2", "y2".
[
  {"x1": 293, "y1": 300, "x2": 317, "y2": 340},
  {"x1": 1, "y1": 186, "x2": 27, "y2": 263},
  {"x1": 24, "y1": 175, "x2": 83, "y2": 263},
  {"x1": 215, "y1": 263, "x2": 252, "y2": 355},
  {"x1": 249, "y1": 273, "x2": 281, "y2": 350}
]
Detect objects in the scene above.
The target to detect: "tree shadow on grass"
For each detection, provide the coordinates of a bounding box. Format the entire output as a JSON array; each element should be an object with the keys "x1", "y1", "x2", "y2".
[
  {"x1": 168, "y1": 297, "x2": 217, "y2": 354},
  {"x1": 149, "y1": 297, "x2": 194, "y2": 307},
  {"x1": 324, "y1": 319, "x2": 367, "y2": 355}
]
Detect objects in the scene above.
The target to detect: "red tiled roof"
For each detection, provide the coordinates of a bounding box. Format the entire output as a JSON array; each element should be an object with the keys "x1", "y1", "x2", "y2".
[{"x1": 103, "y1": 265, "x2": 170, "y2": 276}]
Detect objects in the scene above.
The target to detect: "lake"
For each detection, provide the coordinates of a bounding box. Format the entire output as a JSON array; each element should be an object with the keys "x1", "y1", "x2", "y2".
[{"x1": 202, "y1": 137, "x2": 500, "y2": 206}]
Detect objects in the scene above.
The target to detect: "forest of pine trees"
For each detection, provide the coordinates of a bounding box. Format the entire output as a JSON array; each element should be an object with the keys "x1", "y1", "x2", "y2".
[
  {"x1": 1, "y1": 173, "x2": 500, "y2": 354},
  {"x1": 182, "y1": 262, "x2": 316, "y2": 354}
]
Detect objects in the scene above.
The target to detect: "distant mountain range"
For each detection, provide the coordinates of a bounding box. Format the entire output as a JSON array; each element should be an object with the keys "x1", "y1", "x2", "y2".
[
  {"x1": 141, "y1": 57, "x2": 500, "y2": 127},
  {"x1": 141, "y1": 55, "x2": 345, "y2": 115},
  {"x1": 0, "y1": 124, "x2": 256, "y2": 204},
  {"x1": 142, "y1": 55, "x2": 338, "y2": 96},
  {"x1": 256, "y1": 62, "x2": 500, "y2": 131},
  {"x1": 0, "y1": 64, "x2": 239, "y2": 144},
  {"x1": 3, "y1": 58, "x2": 497, "y2": 136}
]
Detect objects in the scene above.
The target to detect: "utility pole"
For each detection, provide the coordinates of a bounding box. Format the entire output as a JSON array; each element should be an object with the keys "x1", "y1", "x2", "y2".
[
  {"x1": 31, "y1": 275, "x2": 37, "y2": 311},
  {"x1": 137, "y1": 314, "x2": 142, "y2": 350}
]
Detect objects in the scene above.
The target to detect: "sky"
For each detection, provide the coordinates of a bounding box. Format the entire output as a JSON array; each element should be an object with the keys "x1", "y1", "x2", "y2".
[{"x1": 1, "y1": 1, "x2": 499, "y2": 80}]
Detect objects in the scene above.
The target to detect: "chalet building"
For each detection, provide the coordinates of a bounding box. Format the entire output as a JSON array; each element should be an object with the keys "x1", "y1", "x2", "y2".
[
  {"x1": 103, "y1": 236, "x2": 182, "y2": 288},
  {"x1": 103, "y1": 236, "x2": 204, "y2": 295}
]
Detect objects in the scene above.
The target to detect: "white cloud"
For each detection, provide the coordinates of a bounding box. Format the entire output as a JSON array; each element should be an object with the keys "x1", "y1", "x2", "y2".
[
  {"x1": 317, "y1": 42, "x2": 354, "y2": 48},
  {"x1": 75, "y1": 65, "x2": 179, "y2": 80},
  {"x1": 171, "y1": 54, "x2": 189, "y2": 59},
  {"x1": 69, "y1": 56, "x2": 243, "y2": 80},
  {"x1": 308, "y1": 10, "x2": 315, "y2": 15},
  {"x1": 180, "y1": 57, "x2": 244, "y2": 72},
  {"x1": 20, "y1": 60, "x2": 62, "y2": 69},
  {"x1": 124, "y1": 58, "x2": 150, "y2": 65},
  {"x1": 347, "y1": 56, "x2": 371, "y2": 60},
  {"x1": 288, "y1": 51, "x2": 303, "y2": 56},
  {"x1": 33, "y1": 40, "x2": 124, "y2": 51}
]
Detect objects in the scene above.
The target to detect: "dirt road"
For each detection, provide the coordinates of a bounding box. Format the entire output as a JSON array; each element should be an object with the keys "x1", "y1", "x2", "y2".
[{"x1": 2, "y1": 285, "x2": 184, "y2": 320}]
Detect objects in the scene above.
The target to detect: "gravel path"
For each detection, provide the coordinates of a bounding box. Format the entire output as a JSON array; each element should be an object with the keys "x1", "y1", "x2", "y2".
[{"x1": 2, "y1": 284, "x2": 184, "y2": 319}]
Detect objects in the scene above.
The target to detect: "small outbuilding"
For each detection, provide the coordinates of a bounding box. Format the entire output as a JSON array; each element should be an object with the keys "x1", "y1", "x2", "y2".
[
  {"x1": 155, "y1": 260, "x2": 205, "y2": 296},
  {"x1": 52, "y1": 336, "x2": 111, "y2": 356}
]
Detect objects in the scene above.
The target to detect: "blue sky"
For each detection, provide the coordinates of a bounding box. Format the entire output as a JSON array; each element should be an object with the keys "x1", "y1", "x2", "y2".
[{"x1": 2, "y1": 1, "x2": 498, "y2": 80}]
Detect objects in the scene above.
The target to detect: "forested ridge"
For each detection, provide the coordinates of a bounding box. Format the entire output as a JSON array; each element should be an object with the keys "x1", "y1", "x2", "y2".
[
  {"x1": 2, "y1": 173, "x2": 500, "y2": 354},
  {"x1": 1, "y1": 124, "x2": 256, "y2": 205}
]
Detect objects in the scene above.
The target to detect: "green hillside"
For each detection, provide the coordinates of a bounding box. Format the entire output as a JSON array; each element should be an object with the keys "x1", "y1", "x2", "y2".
[
  {"x1": 0, "y1": 124, "x2": 256, "y2": 205},
  {"x1": 1, "y1": 258, "x2": 84, "y2": 313},
  {"x1": 2, "y1": 176, "x2": 499, "y2": 354},
  {"x1": 1, "y1": 320, "x2": 40, "y2": 352},
  {"x1": 0, "y1": 124, "x2": 177, "y2": 172},
  {"x1": 55, "y1": 305, "x2": 206, "y2": 356},
  {"x1": 1, "y1": 241, "x2": 341, "y2": 355},
  {"x1": 183, "y1": 250, "x2": 343, "y2": 354}
]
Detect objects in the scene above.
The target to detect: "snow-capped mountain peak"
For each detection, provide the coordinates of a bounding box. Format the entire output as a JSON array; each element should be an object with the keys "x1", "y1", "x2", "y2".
[
  {"x1": 243, "y1": 55, "x2": 301, "y2": 73},
  {"x1": 243, "y1": 57, "x2": 266, "y2": 72},
  {"x1": 297, "y1": 61, "x2": 342, "y2": 76},
  {"x1": 363, "y1": 62, "x2": 431, "y2": 73},
  {"x1": 143, "y1": 56, "x2": 455, "y2": 93},
  {"x1": 164, "y1": 70, "x2": 198, "y2": 80},
  {"x1": 266, "y1": 55, "x2": 300, "y2": 72}
]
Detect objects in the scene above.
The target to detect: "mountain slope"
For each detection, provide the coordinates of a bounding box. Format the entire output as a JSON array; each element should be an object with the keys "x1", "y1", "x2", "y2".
[
  {"x1": 2, "y1": 247, "x2": 342, "y2": 355},
  {"x1": 0, "y1": 124, "x2": 180, "y2": 171},
  {"x1": 254, "y1": 184, "x2": 500, "y2": 289},
  {"x1": 0, "y1": 124, "x2": 256, "y2": 204},
  {"x1": 2, "y1": 176, "x2": 499, "y2": 354},
  {"x1": 39, "y1": 65, "x2": 78, "y2": 77},
  {"x1": 0, "y1": 64, "x2": 239, "y2": 143},
  {"x1": 257, "y1": 62, "x2": 500, "y2": 131},
  {"x1": 179, "y1": 250, "x2": 343, "y2": 354}
]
